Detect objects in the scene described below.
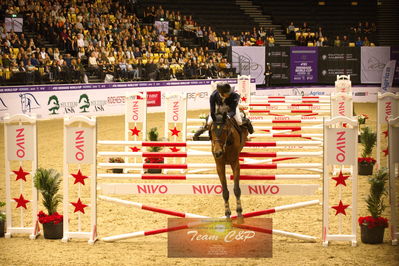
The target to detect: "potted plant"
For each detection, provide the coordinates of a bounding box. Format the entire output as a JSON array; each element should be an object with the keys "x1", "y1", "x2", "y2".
[
  {"x1": 358, "y1": 126, "x2": 377, "y2": 175},
  {"x1": 357, "y1": 114, "x2": 369, "y2": 143},
  {"x1": 145, "y1": 127, "x2": 164, "y2": 174},
  {"x1": 0, "y1": 201, "x2": 5, "y2": 237},
  {"x1": 358, "y1": 168, "x2": 389, "y2": 244},
  {"x1": 34, "y1": 168, "x2": 63, "y2": 239},
  {"x1": 109, "y1": 157, "x2": 124, "y2": 173}
]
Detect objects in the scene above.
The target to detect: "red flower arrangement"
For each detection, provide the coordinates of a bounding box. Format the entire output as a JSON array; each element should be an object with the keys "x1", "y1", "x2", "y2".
[
  {"x1": 358, "y1": 216, "x2": 388, "y2": 229},
  {"x1": 145, "y1": 157, "x2": 165, "y2": 163},
  {"x1": 358, "y1": 157, "x2": 376, "y2": 165},
  {"x1": 38, "y1": 211, "x2": 63, "y2": 224}
]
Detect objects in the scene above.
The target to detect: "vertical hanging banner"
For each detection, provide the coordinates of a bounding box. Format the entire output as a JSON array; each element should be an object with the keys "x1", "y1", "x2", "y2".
[
  {"x1": 126, "y1": 93, "x2": 146, "y2": 123},
  {"x1": 290, "y1": 47, "x2": 318, "y2": 83},
  {"x1": 326, "y1": 128, "x2": 356, "y2": 165},
  {"x1": 390, "y1": 46, "x2": 399, "y2": 85},
  {"x1": 7, "y1": 125, "x2": 34, "y2": 161},
  {"x1": 266, "y1": 47, "x2": 290, "y2": 85},
  {"x1": 166, "y1": 94, "x2": 185, "y2": 123},
  {"x1": 318, "y1": 47, "x2": 360, "y2": 84},
  {"x1": 361, "y1": 46, "x2": 391, "y2": 84},
  {"x1": 380, "y1": 60, "x2": 397, "y2": 93},
  {"x1": 66, "y1": 126, "x2": 95, "y2": 164}
]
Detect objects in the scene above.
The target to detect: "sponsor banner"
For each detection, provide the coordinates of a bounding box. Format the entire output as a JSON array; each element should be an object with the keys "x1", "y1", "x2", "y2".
[
  {"x1": 390, "y1": 46, "x2": 399, "y2": 85},
  {"x1": 66, "y1": 126, "x2": 95, "y2": 164},
  {"x1": 126, "y1": 93, "x2": 146, "y2": 123},
  {"x1": 326, "y1": 128, "x2": 356, "y2": 165},
  {"x1": 318, "y1": 47, "x2": 361, "y2": 84},
  {"x1": 7, "y1": 125, "x2": 34, "y2": 161},
  {"x1": 255, "y1": 86, "x2": 399, "y2": 103},
  {"x1": 168, "y1": 218, "x2": 272, "y2": 258},
  {"x1": 290, "y1": 47, "x2": 318, "y2": 83},
  {"x1": 380, "y1": 60, "x2": 396, "y2": 92},
  {"x1": 266, "y1": 47, "x2": 290, "y2": 85},
  {"x1": 361, "y1": 46, "x2": 391, "y2": 83},
  {"x1": 0, "y1": 79, "x2": 256, "y2": 120},
  {"x1": 232, "y1": 46, "x2": 266, "y2": 84},
  {"x1": 99, "y1": 183, "x2": 319, "y2": 195}
]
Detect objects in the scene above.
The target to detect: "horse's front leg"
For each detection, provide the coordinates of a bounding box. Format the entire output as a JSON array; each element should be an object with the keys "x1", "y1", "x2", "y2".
[
  {"x1": 216, "y1": 163, "x2": 231, "y2": 219},
  {"x1": 231, "y1": 160, "x2": 243, "y2": 222}
]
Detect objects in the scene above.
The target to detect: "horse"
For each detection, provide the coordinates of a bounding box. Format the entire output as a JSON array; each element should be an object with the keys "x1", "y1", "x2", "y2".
[{"x1": 210, "y1": 113, "x2": 248, "y2": 221}]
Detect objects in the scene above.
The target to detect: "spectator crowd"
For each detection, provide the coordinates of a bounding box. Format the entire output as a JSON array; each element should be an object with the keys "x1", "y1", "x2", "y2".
[
  {"x1": 286, "y1": 21, "x2": 377, "y2": 47},
  {"x1": 0, "y1": 0, "x2": 379, "y2": 85}
]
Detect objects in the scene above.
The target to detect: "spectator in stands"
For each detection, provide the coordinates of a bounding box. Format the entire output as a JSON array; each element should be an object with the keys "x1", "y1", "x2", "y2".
[
  {"x1": 334, "y1": 36, "x2": 341, "y2": 47},
  {"x1": 355, "y1": 37, "x2": 363, "y2": 47},
  {"x1": 341, "y1": 35, "x2": 349, "y2": 47},
  {"x1": 363, "y1": 36, "x2": 371, "y2": 46},
  {"x1": 287, "y1": 22, "x2": 296, "y2": 40}
]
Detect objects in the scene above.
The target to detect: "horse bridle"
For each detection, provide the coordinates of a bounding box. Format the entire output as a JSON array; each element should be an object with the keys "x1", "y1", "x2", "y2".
[{"x1": 212, "y1": 118, "x2": 232, "y2": 154}]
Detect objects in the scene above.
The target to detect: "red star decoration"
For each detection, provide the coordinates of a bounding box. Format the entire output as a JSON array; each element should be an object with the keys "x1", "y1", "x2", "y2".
[
  {"x1": 130, "y1": 126, "x2": 141, "y2": 136},
  {"x1": 170, "y1": 127, "x2": 181, "y2": 137},
  {"x1": 13, "y1": 166, "x2": 30, "y2": 182},
  {"x1": 71, "y1": 169, "x2": 88, "y2": 185},
  {"x1": 13, "y1": 194, "x2": 30, "y2": 209},
  {"x1": 383, "y1": 148, "x2": 389, "y2": 157},
  {"x1": 331, "y1": 200, "x2": 350, "y2": 216},
  {"x1": 383, "y1": 130, "x2": 388, "y2": 138},
  {"x1": 169, "y1": 147, "x2": 181, "y2": 152},
  {"x1": 130, "y1": 146, "x2": 141, "y2": 152},
  {"x1": 241, "y1": 96, "x2": 247, "y2": 102},
  {"x1": 332, "y1": 171, "x2": 350, "y2": 187},
  {"x1": 71, "y1": 198, "x2": 88, "y2": 214}
]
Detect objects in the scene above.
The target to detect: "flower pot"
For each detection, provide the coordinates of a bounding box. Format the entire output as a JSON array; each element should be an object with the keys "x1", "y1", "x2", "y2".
[
  {"x1": 360, "y1": 224, "x2": 385, "y2": 244},
  {"x1": 358, "y1": 162, "x2": 374, "y2": 175},
  {"x1": 147, "y1": 168, "x2": 162, "y2": 174},
  {"x1": 43, "y1": 221, "x2": 63, "y2": 239},
  {"x1": 0, "y1": 220, "x2": 5, "y2": 237},
  {"x1": 112, "y1": 168, "x2": 123, "y2": 173}
]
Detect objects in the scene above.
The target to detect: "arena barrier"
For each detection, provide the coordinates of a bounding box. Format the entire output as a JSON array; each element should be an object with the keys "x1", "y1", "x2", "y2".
[
  {"x1": 99, "y1": 195, "x2": 320, "y2": 242},
  {"x1": 62, "y1": 116, "x2": 97, "y2": 244},
  {"x1": 388, "y1": 116, "x2": 399, "y2": 245},
  {"x1": 376, "y1": 92, "x2": 399, "y2": 167},
  {"x1": 4, "y1": 114, "x2": 40, "y2": 239}
]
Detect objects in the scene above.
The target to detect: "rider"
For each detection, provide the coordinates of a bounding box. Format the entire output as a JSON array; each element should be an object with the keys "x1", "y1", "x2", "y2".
[{"x1": 193, "y1": 82, "x2": 254, "y2": 140}]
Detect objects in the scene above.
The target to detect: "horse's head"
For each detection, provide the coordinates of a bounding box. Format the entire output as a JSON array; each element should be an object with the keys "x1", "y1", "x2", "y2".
[{"x1": 211, "y1": 113, "x2": 232, "y2": 159}]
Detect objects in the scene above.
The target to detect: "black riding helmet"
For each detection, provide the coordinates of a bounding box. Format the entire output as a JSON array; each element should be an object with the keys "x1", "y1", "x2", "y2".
[{"x1": 216, "y1": 82, "x2": 232, "y2": 95}]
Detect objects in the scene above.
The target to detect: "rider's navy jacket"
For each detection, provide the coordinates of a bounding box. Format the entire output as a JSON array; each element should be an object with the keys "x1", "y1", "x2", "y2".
[{"x1": 210, "y1": 90, "x2": 240, "y2": 121}]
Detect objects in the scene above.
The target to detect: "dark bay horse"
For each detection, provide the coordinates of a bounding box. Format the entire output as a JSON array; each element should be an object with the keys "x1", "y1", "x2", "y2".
[{"x1": 210, "y1": 113, "x2": 248, "y2": 220}]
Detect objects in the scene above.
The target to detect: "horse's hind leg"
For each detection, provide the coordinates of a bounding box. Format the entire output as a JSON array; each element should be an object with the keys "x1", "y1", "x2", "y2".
[
  {"x1": 231, "y1": 161, "x2": 243, "y2": 222},
  {"x1": 216, "y1": 164, "x2": 231, "y2": 219}
]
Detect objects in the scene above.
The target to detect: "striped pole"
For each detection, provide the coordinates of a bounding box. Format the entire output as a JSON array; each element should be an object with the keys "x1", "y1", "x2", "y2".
[
  {"x1": 251, "y1": 100, "x2": 329, "y2": 104},
  {"x1": 98, "y1": 162, "x2": 322, "y2": 169},
  {"x1": 251, "y1": 96, "x2": 330, "y2": 100},
  {"x1": 248, "y1": 110, "x2": 330, "y2": 114},
  {"x1": 97, "y1": 173, "x2": 321, "y2": 180},
  {"x1": 98, "y1": 140, "x2": 323, "y2": 147},
  {"x1": 100, "y1": 196, "x2": 319, "y2": 242},
  {"x1": 186, "y1": 132, "x2": 323, "y2": 138},
  {"x1": 98, "y1": 151, "x2": 322, "y2": 158},
  {"x1": 186, "y1": 125, "x2": 323, "y2": 131},
  {"x1": 249, "y1": 103, "x2": 330, "y2": 107}
]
